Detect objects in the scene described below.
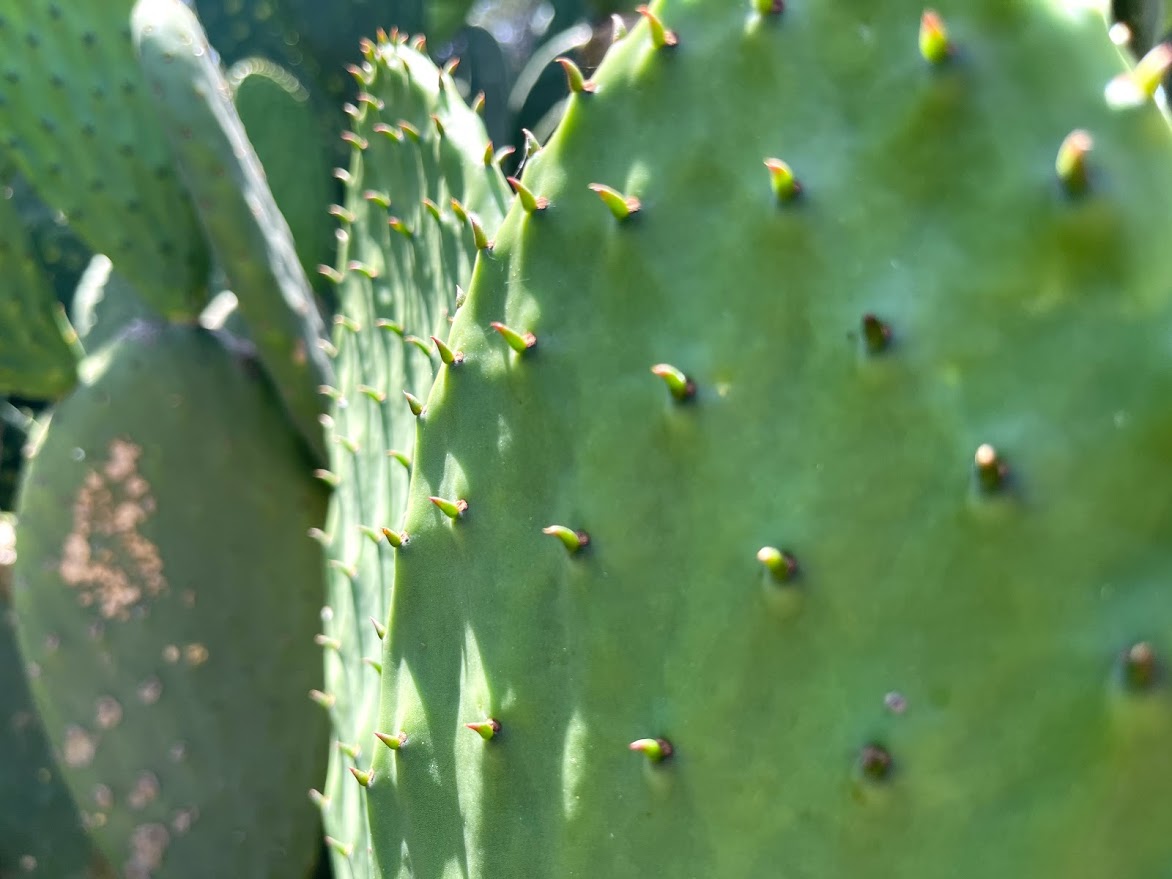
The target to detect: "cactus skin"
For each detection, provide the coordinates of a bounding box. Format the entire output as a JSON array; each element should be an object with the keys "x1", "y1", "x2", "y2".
[
  {"x1": 132, "y1": 0, "x2": 334, "y2": 468},
  {"x1": 0, "y1": 1, "x2": 209, "y2": 320},
  {"x1": 0, "y1": 180, "x2": 76, "y2": 400},
  {"x1": 11, "y1": 322, "x2": 329, "y2": 879},
  {"x1": 317, "y1": 36, "x2": 511, "y2": 876},
  {"x1": 229, "y1": 59, "x2": 336, "y2": 293},
  {"x1": 367, "y1": 3, "x2": 1172, "y2": 876},
  {"x1": 1, "y1": 516, "x2": 115, "y2": 879}
]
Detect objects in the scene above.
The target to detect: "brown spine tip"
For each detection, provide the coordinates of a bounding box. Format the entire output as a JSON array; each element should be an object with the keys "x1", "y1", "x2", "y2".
[
  {"x1": 1123, "y1": 641, "x2": 1159, "y2": 690},
  {"x1": 508, "y1": 177, "x2": 550, "y2": 214},
  {"x1": 589, "y1": 183, "x2": 641, "y2": 221},
  {"x1": 629, "y1": 737, "x2": 673, "y2": 762},
  {"x1": 431, "y1": 335, "x2": 463, "y2": 365},
  {"x1": 764, "y1": 158, "x2": 802, "y2": 202},
  {"x1": 861, "y1": 314, "x2": 892, "y2": 353},
  {"x1": 636, "y1": 5, "x2": 678, "y2": 48},
  {"x1": 543, "y1": 525, "x2": 591, "y2": 554},
  {"x1": 557, "y1": 57, "x2": 597, "y2": 94},
  {"x1": 757, "y1": 546, "x2": 798, "y2": 582},
  {"x1": 466, "y1": 719, "x2": 501, "y2": 740},
  {"x1": 650, "y1": 363, "x2": 696, "y2": 402},
  {"x1": 974, "y1": 443, "x2": 1008, "y2": 492},
  {"x1": 430, "y1": 496, "x2": 469, "y2": 520},
  {"x1": 1056, "y1": 129, "x2": 1093, "y2": 197},
  {"x1": 859, "y1": 743, "x2": 894, "y2": 780},
  {"x1": 490, "y1": 321, "x2": 538, "y2": 354},
  {"x1": 375, "y1": 730, "x2": 408, "y2": 750},
  {"x1": 349, "y1": 766, "x2": 373, "y2": 787},
  {"x1": 919, "y1": 10, "x2": 951, "y2": 64}
]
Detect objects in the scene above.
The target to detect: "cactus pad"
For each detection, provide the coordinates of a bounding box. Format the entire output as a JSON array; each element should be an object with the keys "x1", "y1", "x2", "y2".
[
  {"x1": 316, "y1": 36, "x2": 511, "y2": 876},
  {"x1": 368, "y1": 3, "x2": 1172, "y2": 876},
  {"x1": 12, "y1": 322, "x2": 329, "y2": 879}
]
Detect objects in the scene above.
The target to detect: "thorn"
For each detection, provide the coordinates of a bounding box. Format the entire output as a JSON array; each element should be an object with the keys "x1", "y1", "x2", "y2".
[
  {"x1": 313, "y1": 469, "x2": 341, "y2": 487},
  {"x1": 341, "y1": 131, "x2": 369, "y2": 150},
  {"x1": 318, "y1": 265, "x2": 344, "y2": 284},
  {"x1": 450, "y1": 198, "x2": 469, "y2": 223},
  {"x1": 508, "y1": 177, "x2": 550, "y2": 213},
  {"x1": 349, "y1": 767, "x2": 373, "y2": 787},
  {"x1": 650, "y1": 363, "x2": 696, "y2": 402},
  {"x1": 333, "y1": 314, "x2": 361, "y2": 332},
  {"x1": 861, "y1": 314, "x2": 892, "y2": 353},
  {"x1": 404, "y1": 391, "x2": 425, "y2": 417},
  {"x1": 422, "y1": 198, "x2": 442, "y2": 221},
  {"x1": 589, "y1": 183, "x2": 641, "y2": 221},
  {"x1": 389, "y1": 216, "x2": 414, "y2": 238},
  {"x1": 859, "y1": 743, "x2": 894, "y2": 780},
  {"x1": 764, "y1": 158, "x2": 802, "y2": 203},
  {"x1": 432, "y1": 335, "x2": 464, "y2": 365},
  {"x1": 318, "y1": 339, "x2": 339, "y2": 357},
  {"x1": 334, "y1": 168, "x2": 352, "y2": 183},
  {"x1": 309, "y1": 789, "x2": 330, "y2": 809},
  {"x1": 329, "y1": 559, "x2": 357, "y2": 579},
  {"x1": 376, "y1": 318, "x2": 404, "y2": 335},
  {"x1": 376, "y1": 730, "x2": 408, "y2": 750},
  {"x1": 629, "y1": 737, "x2": 673, "y2": 762},
  {"x1": 328, "y1": 204, "x2": 357, "y2": 224},
  {"x1": 318, "y1": 384, "x2": 343, "y2": 400},
  {"x1": 364, "y1": 657, "x2": 383, "y2": 674},
  {"x1": 413, "y1": 34, "x2": 427, "y2": 51},
  {"x1": 974, "y1": 443, "x2": 1008, "y2": 492},
  {"x1": 398, "y1": 120, "x2": 421, "y2": 141},
  {"x1": 309, "y1": 689, "x2": 336, "y2": 709},
  {"x1": 557, "y1": 57, "x2": 596, "y2": 94},
  {"x1": 430, "y1": 496, "x2": 468, "y2": 519},
  {"x1": 325, "y1": 837, "x2": 353, "y2": 859},
  {"x1": 314, "y1": 634, "x2": 342, "y2": 651},
  {"x1": 466, "y1": 719, "x2": 501, "y2": 740},
  {"x1": 636, "y1": 5, "x2": 678, "y2": 48},
  {"x1": 752, "y1": 0, "x2": 783, "y2": 13},
  {"x1": 431, "y1": 113, "x2": 446, "y2": 137},
  {"x1": 358, "y1": 384, "x2": 387, "y2": 403},
  {"x1": 347, "y1": 260, "x2": 378, "y2": 279},
  {"x1": 490, "y1": 322, "x2": 537, "y2": 354},
  {"x1": 307, "y1": 528, "x2": 331, "y2": 545},
  {"x1": 472, "y1": 91, "x2": 486, "y2": 114},
  {"x1": 405, "y1": 335, "x2": 432, "y2": 355},
  {"x1": 522, "y1": 129, "x2": 542, "y2": 159},
  {"x1": 469, "y1": 213, "x2": 492, "y2": 251},
  {"x1": 1056, "y1": 129, "x2": 1093, "y2": 197},
  {"x1": 373, "y1": 122, "x2": 404, "y2": 142},
  {"x1": 387, "y1": 449, "x2": 412, "y2": 469},
  {"x1": 335, "y1": 434, "x2": 360, "y2": 454},
  {"x1": 359, "y1": 525, "x2": 383, "y2": 543},
  {"x1": 381, "y1": 527, "x2": 407, "y2": 548},
  {"x1": 611, "y1": 14, "x2": 628, "y2": 41},
  {"x1": 371, "y1": 618, "x2": 387, "y2": 640},
  {"x1": 443, "y1": 57, "x2": 460, "y2": 77},
  {"x1": 757, "y1": 546, "x2": 798, "y2": 582},
  {"x1": 543, "y1": 525, "x2": 590, "y2": 554},
  {"x1": 1123, "y1": 641, "x2": 1158, "y2": 690},
  {"x1": 337, "y1": 741, "x2": 361, "y2": 760},
  {"x1": 919, "y1": 10, "x2": 951, "y2": 65}
]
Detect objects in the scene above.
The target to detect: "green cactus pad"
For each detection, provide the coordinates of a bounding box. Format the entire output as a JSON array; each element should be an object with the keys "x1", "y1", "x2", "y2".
[
  {"x1": 368, "y1": 3, "x2": 1172, "y2": 876},
  {"x1": 1, "y1": 516, "x2": 115, "y2": 879},
  {"x1": 0, "y1": 1, "x2": 209, "y2": 320},
  {"x1": 317, "y1": 36, "x2": 511, "y2": 876},
  {"x1": 229, "y1": 59, "x2": 335, "y2": 292},
  {"x1": 132, "y1": 0, "x2": 334, "y2": 467},
  {"x1": 12, "y1": 322, "x2": 329, "y2": 879},
  {"x1": 0, "y1": 178, "x2": 77, "y2": 400}
]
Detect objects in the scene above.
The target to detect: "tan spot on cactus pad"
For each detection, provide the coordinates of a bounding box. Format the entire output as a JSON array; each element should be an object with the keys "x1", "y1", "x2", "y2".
[
  {"x1": 59, "y1": 439, "x2": 167, "y2": 620},
  {"x1": 125, "y1": 823, "x2": 170, "y2": 879}
]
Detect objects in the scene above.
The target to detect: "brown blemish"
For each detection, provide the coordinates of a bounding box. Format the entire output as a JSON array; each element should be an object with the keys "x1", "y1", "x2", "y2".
[
  {"x1": 128, "y1": 772, "x2": 160, "y2": 810},
  {"x1": 124, "y1": 823, "x2": 170, "y2": 879},
  {"x1": 95, "y1": 696, "x2": 123, "y2": 730},
  {"x1": 62, "y1": 724, "x2": 97, "y2": 768},
  {"x1": 59, "y1": 439, "x2": 167, "y2": 621}
]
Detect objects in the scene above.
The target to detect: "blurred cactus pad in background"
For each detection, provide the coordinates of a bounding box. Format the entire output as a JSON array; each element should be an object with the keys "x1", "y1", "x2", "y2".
[{"x1": 6, "y1": 1, "x2": 1172, "y2": 877}]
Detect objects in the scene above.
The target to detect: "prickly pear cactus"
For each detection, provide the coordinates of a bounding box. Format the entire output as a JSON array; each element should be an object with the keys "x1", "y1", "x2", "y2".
[
  {"x1": 0, "y1": 0, "x2": 209, "y2": 319},
  {"x1": 366, "y1": 3, "x2": 1172, "y2": 876},
  {"x1": 12, "y1": 322, "x2": 329, "y2": 879},
  {"x1": 132, "y1": 0, "x2": 334, "y2": 467},
  {"x1": 1, "y1": 515, "x2": 115, "y2": 879},
  {"x1": 0, "y1": 177, "x2": 76, "y2": 400},
  {"x1": 315, "y1": 35, "x2": 510, "y2": 876}
]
